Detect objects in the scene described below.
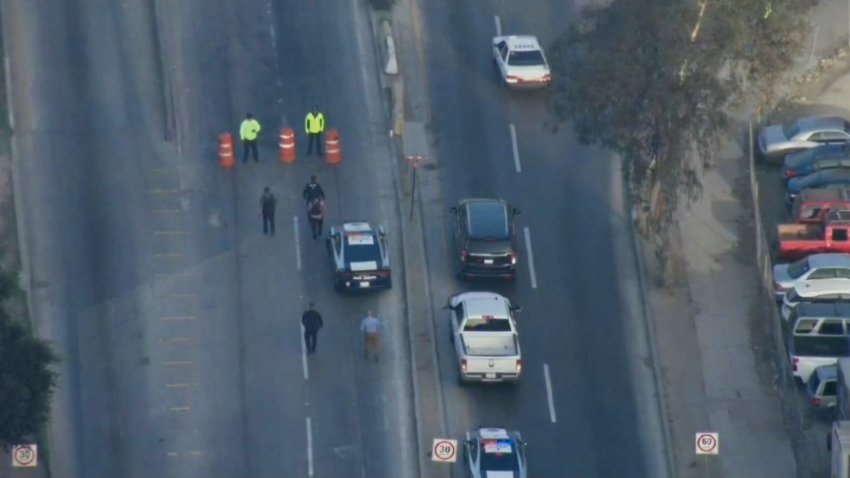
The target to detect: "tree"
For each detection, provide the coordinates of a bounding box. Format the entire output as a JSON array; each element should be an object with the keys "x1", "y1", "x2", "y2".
[
  {"x1": 0, "y1": 305, "x2": 57, "y2": 448},
  {"x1": 549, "y1": 0, "x2": 810, "y2": 242}
]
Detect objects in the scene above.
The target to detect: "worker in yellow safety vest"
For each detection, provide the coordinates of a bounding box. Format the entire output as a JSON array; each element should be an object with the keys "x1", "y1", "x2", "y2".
[
  {"x1": 305, "y1": 106, "x2": 325, "y2": 156},
  {"x1": 240, "y1": 113, "x2": 262, "y2": 163}
]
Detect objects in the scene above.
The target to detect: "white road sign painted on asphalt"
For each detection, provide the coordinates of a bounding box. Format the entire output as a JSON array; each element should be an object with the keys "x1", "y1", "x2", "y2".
[
  {"x1": 695, "y1": 432, "x2": 719, "y2": 455},
  {"x1": 432, "y1": 438, "x2": 458, "y2": 463},
  {"x1": 12, "y1": 444, "x2": 37, "y2": 467}
]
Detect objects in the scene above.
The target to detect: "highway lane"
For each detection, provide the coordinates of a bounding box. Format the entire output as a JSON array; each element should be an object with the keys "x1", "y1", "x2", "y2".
[
  {"x1": 7, "y1": 0, "x2": 414, "y2": 476},
  {"x1": 411, "y1": 0, "x2": 666, "y2": 476}
]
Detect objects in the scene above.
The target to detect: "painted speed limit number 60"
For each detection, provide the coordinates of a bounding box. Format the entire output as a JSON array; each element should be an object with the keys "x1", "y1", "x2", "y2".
[
  {"x1": 12, "y1": 444, "x2": 38, "y2": 467},
  {"x1": 432, "y1": 438, "x2": 458, "y2": 463},
  {"x1": 695, "y1": 432, "x2": 719, "y2": 455}
]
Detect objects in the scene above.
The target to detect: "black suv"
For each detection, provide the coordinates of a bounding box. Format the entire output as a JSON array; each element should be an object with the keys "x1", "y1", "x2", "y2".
[{"x1": 450, "y1": 198, "x2": 520, "y2": 279}]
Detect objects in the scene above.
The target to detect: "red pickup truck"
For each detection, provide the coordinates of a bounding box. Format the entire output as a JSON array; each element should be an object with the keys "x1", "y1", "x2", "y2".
[
  {"x1": 778, "y1": 210, "x2": 850, "y2": 260},
  {"x1": 791, "y1": 187, "x2": 850, "y2": 224}
]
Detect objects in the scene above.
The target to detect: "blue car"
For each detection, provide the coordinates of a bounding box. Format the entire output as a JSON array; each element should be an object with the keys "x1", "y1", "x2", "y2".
[
  {"x1": 786, "y1": 169, "x2": 850, "y2": 204},
  {"x1": 784, "y1": 143, "x2": 850, "y2": 179}
]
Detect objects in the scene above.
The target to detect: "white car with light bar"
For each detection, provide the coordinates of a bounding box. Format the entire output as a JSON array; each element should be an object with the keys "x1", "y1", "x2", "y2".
[
  {"x1": 463, "y1": 428, "x2": 527, "y2": 478},
  {"x1": 326, "y1": 221, "x2": 391, "y2": 292},
  {"x1": 492, "y1": 35, "x2": 551, "y2": 89},
  {"x1": 446, "y1": 292, "x2": 523, "y2": 384}
]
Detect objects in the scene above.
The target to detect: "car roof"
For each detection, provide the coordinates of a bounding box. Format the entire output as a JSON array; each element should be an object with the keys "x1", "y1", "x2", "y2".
[
  {"x1": 796, "y1": 301, "x2": 850, "y2": 317},
  {"x1": 501, "y1": 35, "x2": 542, "y2": 51},
  {"x1": 797, "y1": 116, "x2": 850, "y2": 133},
  {"x1": 793, "y1": 278, "x2": 850, "y2": 296},
  {"x1": 455, "y1": 292, "x2": 511, "y2": 318},
  {"x1": 462, "y1": 199, "x2": 509, "y2": 239},
  {"x1": 807, "y1": 253, "x2": 850, "y2": 268},
  {"x1": 816, "y1": 364, "x2": 838, "y2": 380}
]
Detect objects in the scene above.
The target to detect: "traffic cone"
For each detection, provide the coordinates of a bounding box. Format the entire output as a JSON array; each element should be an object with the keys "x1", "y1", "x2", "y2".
[
  {"x1": 218, "y1": 133, "x2": 235, "y2": 168},
  {"x1": 325, "y1": 129, "x2": 341, "y2": 165},
  {"x1": 279, "y1": 128, "x2": 296, "y2": 164}
]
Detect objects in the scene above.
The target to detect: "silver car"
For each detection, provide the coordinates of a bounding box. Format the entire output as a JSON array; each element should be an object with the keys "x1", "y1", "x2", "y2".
[
  {"x1": 463, "y1": 428, "x2": 527, "y2": 478},
  {"x1": 758, "y1": 116, "x2": 850, "y2": 161},
  {"x1": 773, "y1": 253, "x2": 850, "y2": 300},
  {"x1": 492, "y1": 35, "x2": 551, "y2": 89}
]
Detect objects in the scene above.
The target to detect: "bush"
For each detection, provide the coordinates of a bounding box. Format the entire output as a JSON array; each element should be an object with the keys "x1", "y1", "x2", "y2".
[{"x1": 369, "y1": 0, "x2": 396, "y2": 11}]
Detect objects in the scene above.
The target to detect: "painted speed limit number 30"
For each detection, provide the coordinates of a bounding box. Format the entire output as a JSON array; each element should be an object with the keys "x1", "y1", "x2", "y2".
[
  {"x1": 11, "y1": 444, "x2": 38, "y2": 467},
  {"x1": 695, "y1": 432, "x2": 719, "y2": 456}
]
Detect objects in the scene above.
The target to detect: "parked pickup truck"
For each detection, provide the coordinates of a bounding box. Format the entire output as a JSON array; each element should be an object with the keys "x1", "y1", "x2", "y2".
[
  {"x1": 778, "y1": 210, "x2": 850, "y2": 261},
  {"x1": 791, "y1": 187, "x2": 850, "y2": 224},
  {"x1": 445, "y1": 292, "x2": 523, "y2": 384}
]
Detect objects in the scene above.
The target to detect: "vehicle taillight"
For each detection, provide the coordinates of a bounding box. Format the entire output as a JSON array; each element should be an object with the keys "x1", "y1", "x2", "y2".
[
  {"x1": 813, "y1": 398, "x2": 822, "y2": 407},
  {"x1": 515, "y1": 359, "x2": 522, "y2": 373},
  {"x1": 773, "y1": 281, "x2": 782, "y2": 291},
  {"x1": 785, "y1": 169, "x2": 796, "y2": 178},
  {"x1": 510, "y1": 252, "x2": 517, "y2": 266},
  {"x1": 792, "y1": 357, "x2": 799, "y2": 371},
  {"x1": 461, "y1": 250, "x2": 468, "y2": 262},
  {"x1": 542, "y1": 74, "x2": 551, "y2": 81},
  {"x1": 377, "y1": 269, "x2": 391, "y2": 278},
  {"x1": 506, "y1": 75, "x2": 519, "y2": 83},
  {"x1": 461, "y1": 359, "x2": 467, "y2": 372}
]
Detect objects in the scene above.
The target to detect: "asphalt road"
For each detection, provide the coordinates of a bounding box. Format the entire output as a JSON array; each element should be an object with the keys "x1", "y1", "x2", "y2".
[
  {"x1": 407, "y1": 0, "x2": 669, "y2": 476},
  {"x1": 6, "y1": 0, "x2": 414, "y2": 477}
]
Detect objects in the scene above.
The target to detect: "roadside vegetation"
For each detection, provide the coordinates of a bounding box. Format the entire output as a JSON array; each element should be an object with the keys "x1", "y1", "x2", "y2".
[{"x1": 549, "y1": 0, "x2": 810, "y2": 258}]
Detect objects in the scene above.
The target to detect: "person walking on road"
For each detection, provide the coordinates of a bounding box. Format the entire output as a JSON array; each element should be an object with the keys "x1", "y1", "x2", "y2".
[
  {"x1": 307, "y1": 197, "x2": 325, "y2": 240},
  {"x1": 304, "y1": 106, "x2": 325, "y2": 156},
  {"x1": 260, "y1": 187, "x2": 277, "y2": 236},
  {"x1": 301, "y1": 303, "x2": 324, "y2": 354},
  {"x1": 360, "y1": 310, "x2": 383, "y2": 362},
  {"x1": 302, "y1": 175, "x2": 326, "y2": 205},
  {"x1": 240, "y1": 113, "x2": 262, "y2": 162}
]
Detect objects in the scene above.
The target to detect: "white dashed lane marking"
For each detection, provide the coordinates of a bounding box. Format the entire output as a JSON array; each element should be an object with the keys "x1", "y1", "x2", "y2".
[
  {"x1": 510, "y1": 123, "x2": 521, "y2": 173},
  {"x1": 523, "y1": 227, "x2": 537, "y2": 289}
]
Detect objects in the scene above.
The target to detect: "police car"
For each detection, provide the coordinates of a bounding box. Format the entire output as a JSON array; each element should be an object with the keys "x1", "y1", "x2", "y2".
[
  {"x1": 492, "y1": 35, "x2": 551, "y2": 88},
  {"x1": 463, "y1": 428, "x2": 527, "y2": 478},
  {"x1": 326, "y1": 221, "x2": 391, "y2": 291}
]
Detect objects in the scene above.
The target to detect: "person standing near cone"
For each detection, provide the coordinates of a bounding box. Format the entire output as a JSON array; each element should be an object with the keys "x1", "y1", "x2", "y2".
[
  {"x1": 304, "y1": 106, "x2": 325, "y2": 156},
  {"x1": 240, "y1": 113, "x2": 262, "y2": 163},
  {"x1": 307, "y1": 196, "x2": 325, "y2": 240}
]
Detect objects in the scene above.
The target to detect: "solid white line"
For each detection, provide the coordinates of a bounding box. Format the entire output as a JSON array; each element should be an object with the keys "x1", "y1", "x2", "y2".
[
  {"x1": 509, "y1": 123, "x2": 521, "y2": 173},
  {"x1": 523, "y1": 227, "x2": 537, "y2": 289},
  {"x1": 543, "y1": 363, "x2": 557, "y2": 423},
  {"x1": 4, "y1": 56, "x2": 13, "y2": 130},
  {"x1": 293, "y1": 215, "x2": 302, "y2": 271},
  {"x1": 306, "y1": 417, "x2": 314, "y2": 477},
  {"x1": 300, "y1": 325, "x2": 309, "y2": 380},
  {"x1": 494, "y1": 15, "x2": 502, "y2": 36}
]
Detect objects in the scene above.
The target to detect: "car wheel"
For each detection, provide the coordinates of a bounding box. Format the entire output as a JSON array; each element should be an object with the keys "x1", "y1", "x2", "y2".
[
  {"x1": 457, "y1": 374, "x2": 467, "y2": 387},
  {"x1": 454, "y1": 260, "x2": 464, "y2": 279}
]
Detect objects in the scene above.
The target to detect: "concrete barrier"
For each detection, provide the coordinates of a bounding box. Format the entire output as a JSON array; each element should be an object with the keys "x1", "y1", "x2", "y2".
[{"x1": 382, "y1": 20, "x2": 398, "y2": 75}]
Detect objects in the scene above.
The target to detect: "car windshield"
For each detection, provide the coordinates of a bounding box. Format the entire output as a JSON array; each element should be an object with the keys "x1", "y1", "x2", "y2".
[
  {"x1": 783, "y1": 122, "x2": 801, "y2": 139},
  {"x1": 479, "y1": 440, "x2": 520, "y2": 472},
  {"x1": 787, "y1": 258, "x2": 811, "y2": 279},
  {"x1": 467, "y1": 202, "x2": 509, "y2": 240},
  {"x1": 507, "y1": 50, "x2": 545, "y2": 66},
  {"x1": 463, "y1": 317, "x2": 512, "y2": 332}
]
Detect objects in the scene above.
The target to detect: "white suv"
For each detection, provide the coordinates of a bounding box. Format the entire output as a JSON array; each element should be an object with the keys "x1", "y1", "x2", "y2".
[
  {"x1": 781, "y1": 279, "x2": 850, "y2": 322},
  {"x1": 773, "y1": 253, "x2": 850, "y2": 301}
]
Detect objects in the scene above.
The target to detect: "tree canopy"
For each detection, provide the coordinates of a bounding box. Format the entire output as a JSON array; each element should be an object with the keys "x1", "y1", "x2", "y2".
[
  {"x1": 549, "y1": 0, "x2": 810, "y2": 232},
  {"x1": 0, "y1": 277, "x2": 57, "y2": 448}
]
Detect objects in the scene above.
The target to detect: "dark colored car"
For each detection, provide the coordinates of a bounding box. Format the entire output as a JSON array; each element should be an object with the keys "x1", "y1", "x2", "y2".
[
  {"x1": 784, "y1": 143, "x2": 850, "y2": 179},
  {"x1": 786, "y1": 169, "x2": 850, "y2": 205},
  {"x1": 450, "y1": 198, "x2": 520, "y2": 280},
  {"x1": 463, "y1": 428, "x2": 528, "y2": 478},
  {"x1": 326, "y1": 221, "x2": 391, "y2": 291}
]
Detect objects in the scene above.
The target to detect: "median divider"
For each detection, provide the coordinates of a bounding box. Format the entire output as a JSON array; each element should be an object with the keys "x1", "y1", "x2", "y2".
[{"x1": 382, "y1": 20, "x2": 399, "y2": 75}]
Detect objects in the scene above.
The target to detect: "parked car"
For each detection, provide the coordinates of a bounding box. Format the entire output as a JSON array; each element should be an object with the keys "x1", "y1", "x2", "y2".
[
  {"x1": 491, "y1": 35, "x2": 551, "y2": 88},
  {"x1": 783, "y1": 142, "x2": 850, "y2": 179},
  {"x1": 450, "y1": 198, "x2": 520, "y2": 280},
  {"x1": 463, "y1": 428, "x2": 528, "y2": 478},
  {"x1": 788, "y1": 311, "x2": 850, "y2": 384},
  {"x1": 791, "y1": 187, "x2": 850, "y2": 224},
  {"x1": 777, "y1": 210, "x2": 850, "y2": 260},
  {"x1": 786, "y1": 169, "x2": 850, "y2": 205},
  {"x1": 781, "y1": 280, "x2": 850, "y2": 322},
  {"x1": 326, "y1": 221, "x2": 391, "y2": 291},
  {"x1": 773, "y1": 253, "x2": 850, "y2": 301},
  {"x1": 807, "y1": 364, "x2": 838, "y2": 409},
  {"x1": 759, "y1": 115, "x2": 850, "y2": 161}
]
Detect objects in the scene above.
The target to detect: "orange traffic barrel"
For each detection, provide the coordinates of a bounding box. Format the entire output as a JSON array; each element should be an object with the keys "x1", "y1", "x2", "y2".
[
  {"x1": 325, "y1": 129, "x2": 341, "y2": 165},
  {"x1": 279, "y1": 128, "x2": 296, "y2": 164},
  {"x1": 218, "y1": 133, "x2": 235, "y2": 168}
]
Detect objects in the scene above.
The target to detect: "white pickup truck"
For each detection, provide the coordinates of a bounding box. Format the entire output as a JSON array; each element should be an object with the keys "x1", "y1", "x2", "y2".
[{"x1": 446, "y1": 292, "x2": 523, "y2": 384}]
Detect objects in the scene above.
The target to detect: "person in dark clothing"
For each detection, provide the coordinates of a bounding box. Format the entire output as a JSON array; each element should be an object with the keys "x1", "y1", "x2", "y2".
[
  {"x1": 301, "y1": 303, "x2": 324, "y2": 353},
  {"x1": 260, "y1": 187, "x2": 277, "y2": 236},
  {"x1": 307, "y1": 197, "x2": 325, "y2": 240},
  {"x1": 302, "y1": 175, "x2": 325, "y2": 205}
]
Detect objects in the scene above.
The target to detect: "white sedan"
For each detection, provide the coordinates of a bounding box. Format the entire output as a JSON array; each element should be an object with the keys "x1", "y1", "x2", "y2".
[{"x1": 492, "y1": 35, "x2": 551, "y2": 89}]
